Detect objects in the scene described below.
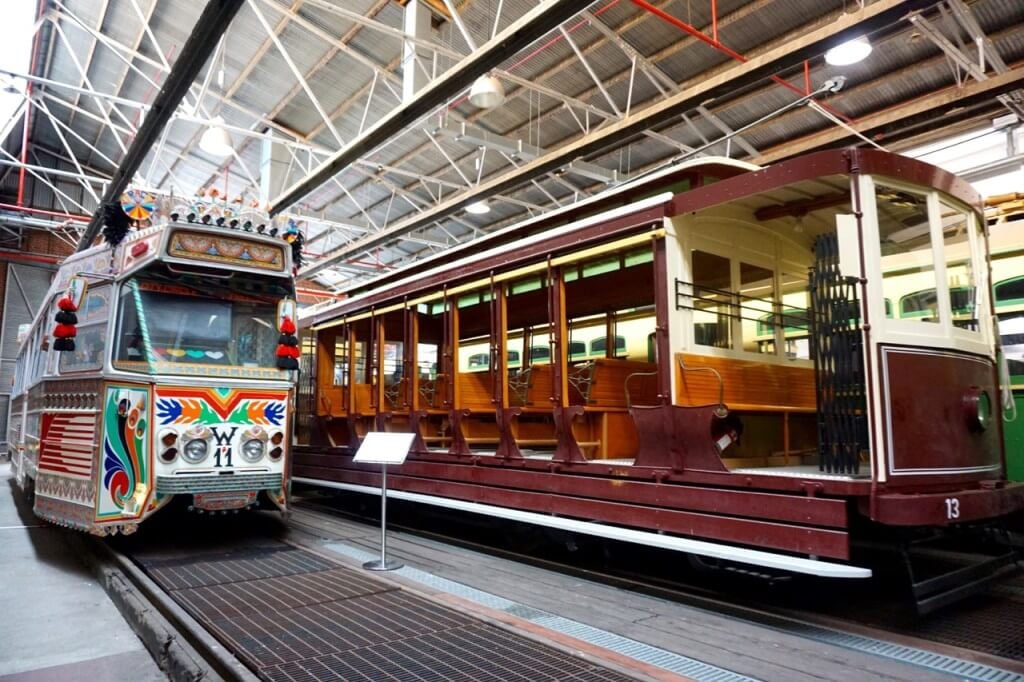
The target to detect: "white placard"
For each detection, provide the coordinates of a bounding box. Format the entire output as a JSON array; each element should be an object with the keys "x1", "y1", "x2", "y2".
[{"x1": 352, "y1": 431, "x2": 415, "y2": 464}]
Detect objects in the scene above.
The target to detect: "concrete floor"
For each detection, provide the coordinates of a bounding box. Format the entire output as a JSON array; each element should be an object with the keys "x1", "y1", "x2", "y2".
[{"x1": 0, "y1": 463, "x2": 165, "y2": 681}]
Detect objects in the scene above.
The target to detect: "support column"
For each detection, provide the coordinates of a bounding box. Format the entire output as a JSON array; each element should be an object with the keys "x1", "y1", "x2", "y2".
[
  {"x1": 403, "y1": 1, "x2": 432, "y2": 104},
  {"x1": 259, "y1": 132, "x2": 290, "y2": 207}
]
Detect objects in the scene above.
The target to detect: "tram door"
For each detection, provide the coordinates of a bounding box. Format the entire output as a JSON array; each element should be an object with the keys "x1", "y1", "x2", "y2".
[{"x1": 809, "y1": 232, "x2": 868, "y2": 475}]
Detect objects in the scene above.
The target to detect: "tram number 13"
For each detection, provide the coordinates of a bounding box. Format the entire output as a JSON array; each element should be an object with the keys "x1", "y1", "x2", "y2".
[{"x1": 944, "y1": 497, "x2": 960, "y2": 520}]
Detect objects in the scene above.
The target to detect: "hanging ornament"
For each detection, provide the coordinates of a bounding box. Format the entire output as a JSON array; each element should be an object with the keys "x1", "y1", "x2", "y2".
[
  {"x1": 275, "y1": 299, "x2": 299, "y2": 370},
  {"x1": 52, "y1": 277, "x2": 87, "y2": 352},
  {"x1": 120, "y1": 188, "x2": 155, "y2": 222},
  {"x1": 283, "y1": 219, "x2": 305, "y2": 270},
  {"x1": 101, "y1": 201, "x2": 132, "y2": 247}
]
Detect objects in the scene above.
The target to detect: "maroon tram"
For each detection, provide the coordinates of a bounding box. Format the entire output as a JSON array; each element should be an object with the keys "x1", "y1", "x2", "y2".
[{"x1": 292, "y1": 149, "x2": 1023, "y2": 607}]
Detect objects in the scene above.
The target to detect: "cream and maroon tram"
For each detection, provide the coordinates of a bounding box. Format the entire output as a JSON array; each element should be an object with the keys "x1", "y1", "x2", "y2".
[
  {"x1": 8, "y1": 209, "x2": 299, "y2": 535},
  {"x1": 292, "y1": 149, "x2": 1022, "y2": 604}
]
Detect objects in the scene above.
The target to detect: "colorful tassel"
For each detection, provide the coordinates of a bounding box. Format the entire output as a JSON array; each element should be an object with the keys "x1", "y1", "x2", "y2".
[
  {"x1": 275, "y1": 315, "x2": 300, "y2": 369},
  {"x1": 52, "y1": 296, "x2": 80, "y2": 351}
]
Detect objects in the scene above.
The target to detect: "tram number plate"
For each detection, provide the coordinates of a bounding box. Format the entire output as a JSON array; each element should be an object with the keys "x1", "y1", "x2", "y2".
[
  {"x1": 195, "y1": 491, "x2": 257, "y2": 511},
  {"x1": 944, "y1": 497, "x2": 960, "y2": 520}
]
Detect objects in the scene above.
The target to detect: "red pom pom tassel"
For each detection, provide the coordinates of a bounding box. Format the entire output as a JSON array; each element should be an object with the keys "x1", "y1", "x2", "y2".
[
  {"x1": 279, "y1": 316, "x2": 296, "y2": 335},
  {"x1": 53, "y1": 323, "x2": 77, "y2": 338},
  {"x1": 57, "y1": 296, "x2": 78, "y2": 312}
]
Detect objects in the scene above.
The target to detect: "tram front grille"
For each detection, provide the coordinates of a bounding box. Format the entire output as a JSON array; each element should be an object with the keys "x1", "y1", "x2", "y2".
[{"x1": 155, "y1": 473, "x2": 283, "y2": 494}]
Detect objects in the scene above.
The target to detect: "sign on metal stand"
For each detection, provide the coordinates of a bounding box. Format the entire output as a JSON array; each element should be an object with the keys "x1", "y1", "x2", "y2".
[{"x1": 352, "y1": 432, "x2": 415, "y2": 571}]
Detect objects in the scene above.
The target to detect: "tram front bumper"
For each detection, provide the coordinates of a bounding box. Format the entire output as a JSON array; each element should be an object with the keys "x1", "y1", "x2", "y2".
[
  {"x1": 862, "y1": 481, "x2": 1024, "y2": 526},
  {"x1": 155, "y1": 473, "x2": 283, "y2": 495}
]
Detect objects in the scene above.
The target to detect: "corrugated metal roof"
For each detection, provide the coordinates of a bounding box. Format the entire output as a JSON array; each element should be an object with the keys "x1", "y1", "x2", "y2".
[{"x1": 5, "y1": 0, "x2": 1024, "y2": 287}]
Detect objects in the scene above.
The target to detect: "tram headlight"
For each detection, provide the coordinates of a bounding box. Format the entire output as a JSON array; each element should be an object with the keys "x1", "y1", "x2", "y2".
[
  {"x1": 241, "y1": 438, "x2": 265, "y2": 463},
  {"x1": 183, "y1": 438, "x2": 209, "y2": 463}
]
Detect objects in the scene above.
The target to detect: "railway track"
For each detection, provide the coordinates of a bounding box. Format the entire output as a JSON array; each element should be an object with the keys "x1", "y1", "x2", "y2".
[{"x1": 290, "y1": 489, "x2": 1024, "y2": 681}]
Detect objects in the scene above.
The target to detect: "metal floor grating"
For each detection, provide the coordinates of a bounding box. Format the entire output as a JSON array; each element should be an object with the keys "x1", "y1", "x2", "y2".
[
  {"x1": 173, "y1": 568, "x2": 395, "y2": 621},
  {"x1": 138, "y1": 544, "x2": 337, "y2": 590},
  {"x1": 895, "y1": 594, "x2": 1024, "y2": 661},
  {"x1": 324, "y1": 542, "x2": 753, "y2": 682},
  {"x1": 139, "y1": 543, "x2": 645, "y2": 681},
  {"x1": 258, "y1": 624, "x2": 639, "y2": 682},
  {"x1": 203, "y1": 590, "x2": 478, "y2": 669}
]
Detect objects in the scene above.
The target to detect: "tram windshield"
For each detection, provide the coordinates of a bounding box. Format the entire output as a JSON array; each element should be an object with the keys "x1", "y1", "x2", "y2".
[{"x1": 113, "y1": 271, "x2": 288, "y2": 377}]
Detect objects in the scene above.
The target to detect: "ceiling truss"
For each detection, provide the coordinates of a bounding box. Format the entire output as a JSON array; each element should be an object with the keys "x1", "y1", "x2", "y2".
[{"x1": 0, "y1": 0, "x2": 1020, "y2": 293}]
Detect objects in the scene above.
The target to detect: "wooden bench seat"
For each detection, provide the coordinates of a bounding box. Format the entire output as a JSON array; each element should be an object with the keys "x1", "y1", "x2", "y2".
[
  {"x1": 675, "y1": 353, "x2": 815, "y2": 411},
  {"x1": 569, "y1": 358, "x2": 658, "y2": 408},
  {"x1": 457, "y1": 371, "x2": 494, "y2": 410}
]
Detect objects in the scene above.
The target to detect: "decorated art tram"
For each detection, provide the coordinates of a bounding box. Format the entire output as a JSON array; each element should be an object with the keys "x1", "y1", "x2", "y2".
[
  {"x1": 8, "y1": 203, "x2": 299, "y2": 535},
  {"x1": 292, "y1": 149, "x2": 1023, "y2": 604}
]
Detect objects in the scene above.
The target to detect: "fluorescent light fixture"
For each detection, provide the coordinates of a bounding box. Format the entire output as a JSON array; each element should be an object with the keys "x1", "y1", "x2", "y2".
[
  {"x1": 825, "y1": 36, "x2": 872, "y2": 66},
  {"x1": 468, "y1": 74, "x2": 505, "y2": 109},
  {"x1": 199, "y1": 116, "x2": 233, "y2": 156},
  {"x1": 465, "y1": 200, "x2": 490, "y2": 215}
]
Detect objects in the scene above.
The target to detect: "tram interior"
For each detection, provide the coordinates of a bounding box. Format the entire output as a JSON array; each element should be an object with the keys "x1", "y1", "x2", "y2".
[{"x1": 672, "y1": 174, "x2": 869, "y2": 478}]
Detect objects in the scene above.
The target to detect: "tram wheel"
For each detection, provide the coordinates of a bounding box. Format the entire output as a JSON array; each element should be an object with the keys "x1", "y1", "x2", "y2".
[{"x1": 23, "y1": 475, "x2": 35, "y2": 506}]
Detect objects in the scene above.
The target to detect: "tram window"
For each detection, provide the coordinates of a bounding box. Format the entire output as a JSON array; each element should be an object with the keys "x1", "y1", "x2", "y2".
[
  {"x1": 590, "y1": 336, "x2": 626, "y2": 357},
  {"x1": 740, "y1": 262, "x2": 775, "y2": 353},
  {"x1": 999, "y1": 312, "x2": 1024, "y2": 377},
  {"x1": 940, "y1": 201, "x2": 977, "y2": 330},
  {"x1": 12, "y1": 349, "x2": 24, "y2": 396},
  {"x1": 568, "y1": 340, "x2": 587, "y2": 360},
  {"x1": 691, "y1": 250, "x2": 732, "y2": 349},
  {"x1": 333, "y1": 336, "x2": 348, "y2": 385},
  {"x1": 467, "y1": 352, "x2": 489, "y2": 369},
  {"x1": 530, "y1": 345, "x2": 550, "y2": 363},
  {"x1": 59, "y1": 285, "x2": 109, "y2": 373},
  {"x1": 417, "y1": 342, "x2": 439, "y2": 379},
  {"x1": 352, "y1": 341, "x2": 368, "y2": 383},
  {"x1": 30, "y1": 329, "x2": 45, "y2": 382},
  {"x1": 506, "y1": 335, "x2": 524, "y2": 369},
  {"x1": 114, "y1": 279, "x2": 279, "y2": 373},
  {"x1": 777, "y1": 272, "x2": 811, "y2": 360},
  {"x1": 876, "y1": 182, "x2": 938, "y2": 324},
  {"x1": 383, "y1": 342, "x2": 403, "y2": 382},
  {"x1": 996, "y1": 277, "x2": 1024, "y2": 306}
]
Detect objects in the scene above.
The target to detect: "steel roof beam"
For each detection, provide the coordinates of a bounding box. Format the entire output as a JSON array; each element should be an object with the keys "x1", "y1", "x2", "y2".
[
  {"x1": 756, "y1": 64, "x2": 1024, "y2": 163},
  {"x1": 269, "y1": 0, "x2": 582, "y2": 216},
  {"x1": 299, "y1": 0, "x2": 934, "y2": 278},
  {"x1": 74, "y1": 0, "x2": 246, "y2": 251}
]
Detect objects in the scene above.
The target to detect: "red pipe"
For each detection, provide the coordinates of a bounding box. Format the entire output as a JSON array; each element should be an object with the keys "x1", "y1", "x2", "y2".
[
  {"x1": 18, "y1": 0, "x2": 47, "y2": 206},
  {"x1": 629, "y1": 0, "x2": 854, "y2": 124},
  {"x1": 0, "y1": 202, "x2": 91, "y2": 221}
]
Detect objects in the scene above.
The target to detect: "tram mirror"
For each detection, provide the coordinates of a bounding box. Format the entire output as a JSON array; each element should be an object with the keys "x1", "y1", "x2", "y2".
[
  {"x1": 66, "y1": 276, "x2": 88, "y2": 310},
  {"x1": 835, "y1": 214, "x2": 863, "y2": 280}
]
